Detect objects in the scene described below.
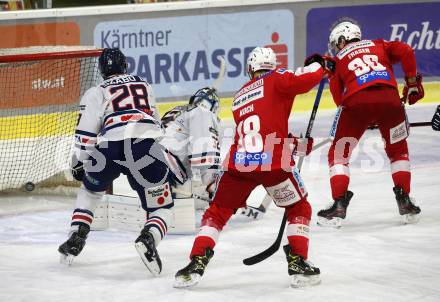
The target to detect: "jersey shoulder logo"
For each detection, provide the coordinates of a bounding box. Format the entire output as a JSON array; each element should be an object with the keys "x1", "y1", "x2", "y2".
[
  {"x1": 337, "y1": 40, "x2": 375, "y2": 60},
  {"x1": 232, "y1": 79, "x2": 264, "y2": 111}
]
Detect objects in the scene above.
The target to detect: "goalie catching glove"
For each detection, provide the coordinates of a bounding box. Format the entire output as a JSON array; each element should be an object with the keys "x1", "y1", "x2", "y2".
[
  {"x1": 288, "y1": 134, "x2": 314, "y2": 157},
  {"x1": 402, "y1": 73, "x2": 424, "y2": 105},
  {"x1": 304, "y1": 53, "x2": 335, "y2": 77}
]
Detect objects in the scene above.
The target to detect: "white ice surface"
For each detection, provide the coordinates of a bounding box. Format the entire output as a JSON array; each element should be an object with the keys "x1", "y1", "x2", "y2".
[{"x1": 1, "y1": 104, "x2": 439, "y2": 302}]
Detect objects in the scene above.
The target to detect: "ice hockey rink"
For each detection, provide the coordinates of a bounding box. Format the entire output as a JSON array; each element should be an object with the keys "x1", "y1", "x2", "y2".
[{"x1": 0, "y1": 104, "x2": 439, "y2": 302}]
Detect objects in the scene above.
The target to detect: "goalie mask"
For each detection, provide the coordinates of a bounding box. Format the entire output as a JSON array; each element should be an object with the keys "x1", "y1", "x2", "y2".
[
  {"x1": 246, "y1": 47, "x2": 277, "y2": 78},
  {"x1": 189, "y1": 87, "x2": 220, "y2": 115},
  {"x1": 99, "y1": 48, "x2": 128, "y2": 79},
  {"x1": 328, "y1": 19, "x2": 362, "y2": 55}
]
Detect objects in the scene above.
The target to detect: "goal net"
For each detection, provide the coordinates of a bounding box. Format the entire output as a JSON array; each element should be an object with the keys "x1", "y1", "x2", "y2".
[{"x1": 0, "y1": 46, "x2": 102, "y2": 193}]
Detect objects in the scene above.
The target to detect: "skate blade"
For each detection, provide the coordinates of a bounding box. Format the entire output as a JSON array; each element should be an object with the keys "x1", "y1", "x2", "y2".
[
  {"x1": 402, "y1": 213, "x2": 420, "y2": 224},
  {"x1": 317, "y1": 216, "x2": 342, "y2": 228},
  {"x1": 59, "y1": 253, "x2": 75, "y2": 266},
  {"x1": 173, "y1": 273, "x2": 201, "y2": 288},
  {"x1": 135, "y1": 241, "x2": 161, "y2": 277},
  {"x1": 290, "y1": 274, "x2": 321, "y2": 288}
]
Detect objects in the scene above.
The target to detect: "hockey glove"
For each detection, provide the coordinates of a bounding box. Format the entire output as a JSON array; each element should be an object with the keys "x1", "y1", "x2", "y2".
[
  {"x1": 432, "y1": 105, "x2": 440, "y2": 131},
  {"x1": 71, "y1": 155, "x2": 85, "y2": 182},
  {"x1": 304, "y1": 53, "x2": 335, "y2": 76},
  {"x1": 289, "y1": 134, "x2": 314, "y2": 157},
  {"x1": 402, "y1": 73, "x2": 424, "y2": 105}
]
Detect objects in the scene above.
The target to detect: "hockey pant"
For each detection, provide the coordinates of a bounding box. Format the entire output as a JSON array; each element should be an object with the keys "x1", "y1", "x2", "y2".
[
  {"x1": 70, "y1": 138, "x2": 173, "y2": 245},
  {"x1": 189, "y1": 169, "x2": 312, "y2": 260}
]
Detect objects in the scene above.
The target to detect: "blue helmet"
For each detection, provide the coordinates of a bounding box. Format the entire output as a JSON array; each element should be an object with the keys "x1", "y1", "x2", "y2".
[
  {"x1": 189, "y1": 87, "x2": 220, "y2": 115},
  {"x1": 98, "y1": 48, "x2": 127, "y2": 79}
]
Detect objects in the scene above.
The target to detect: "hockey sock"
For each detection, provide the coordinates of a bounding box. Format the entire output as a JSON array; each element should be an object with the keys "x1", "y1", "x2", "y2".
[
  {"x1": 145, "y1": 208, "x2": 172, "y2": 247},
  {"x1": 69, "y1": 186, "x2": 104, "y2": 233},
  {"x1": 70, "y1": 208, "x2": 94, "y2": 233},
  {"x1": 190, "y1": 204, "x2": 233, "y2": 257},
  {"x1": 286, "y1": 200, "x2": 312, "y2": 259},
  {"x1": 390, "y1": 157, "x2": 411, "y2": 194},
  {"x1": 329, "y1": 164, "x2": 350, "y2": 200}
]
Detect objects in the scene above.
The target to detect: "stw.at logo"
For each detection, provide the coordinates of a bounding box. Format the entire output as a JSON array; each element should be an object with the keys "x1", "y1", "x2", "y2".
[{"x1": 266, "y1": 32, "x2": 288, "y2": 69}]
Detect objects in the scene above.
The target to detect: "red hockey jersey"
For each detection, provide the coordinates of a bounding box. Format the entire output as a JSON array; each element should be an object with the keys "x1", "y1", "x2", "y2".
[
  {"x1": 329, "y1": 39, "x2": 417, "y2": 106},
  {"x1": 225, "y1": 63, "x2": 324, "y2": 171}
]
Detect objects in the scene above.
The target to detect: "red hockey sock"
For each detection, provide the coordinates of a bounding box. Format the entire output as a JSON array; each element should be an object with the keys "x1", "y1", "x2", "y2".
[
  {"x1": 390, "y1": 158, "x2": 411, "y2": 194},
  {"x1": 288, "y1": 235, "x2": 309, "y2": 259},
  {"x1": 191, "y1": 235, "x2": 216, "y2": 258},
  {"x1": 392, "y1": 171, "x2": 411, "y2": 194},
  {"x1": 285, "y1": 201, "x2": 311, "y2": 259},
  {"x1": 189, "y1": 203, "x2": 233, "y2": 258},
  {"x1": 330, "y1": 175, "x2": 350, "y2": 199}
]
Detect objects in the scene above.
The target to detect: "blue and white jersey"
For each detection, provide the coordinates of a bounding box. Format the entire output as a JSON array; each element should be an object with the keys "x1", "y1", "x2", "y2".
[
  {"x1": 74, "y1": 74, "x2": 162, "y2": 160},
  {"x1": 160, "y1": 105, "x2": 221, "y2": 185}
]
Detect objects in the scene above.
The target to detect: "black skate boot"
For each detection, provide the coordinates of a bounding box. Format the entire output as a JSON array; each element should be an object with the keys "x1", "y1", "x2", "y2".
[
  {"x1": 317, "y1": 191, "x2": 354, "y2": 228},
  {"x1": 174, "y1": 248, "x2": 214, "y2": 288},
  {"x1": 135, "y1": 227, "x2": 162, "y2": 276},
  {"x1": 393, "y1": 186, "x2": 421, "y2": 224},
  {"x1": 283, "y1": 245, "x2": 320, "y2": 288},
  {"x1": 58, "y1": 224, "x2": 90, "y2": 265}
]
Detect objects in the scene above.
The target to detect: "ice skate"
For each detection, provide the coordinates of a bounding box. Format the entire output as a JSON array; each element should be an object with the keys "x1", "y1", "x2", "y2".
[
  {"x1": 174, "y1": 248, "x2": 214, "y2": 288},
  {"x1": 58, "y1": 224, "x2": 90, "y2": 265},
  {"x1": 393, "y1": 186, "x2": 421, "y2": 224},
  {"x1": 317, "y1": 191, "x2": 354, "y2": 228},
  {"x1": 135, "y1": 228, "x2": 162, "y2": 276},
  {"x1": 283, "y1": 245, "x2": 320, "y2": 288}
]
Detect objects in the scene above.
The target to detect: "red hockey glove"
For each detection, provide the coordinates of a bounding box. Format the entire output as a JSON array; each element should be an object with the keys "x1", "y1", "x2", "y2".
[
  {"x1": 304, "y1": 53, "x2": 335, "y2": 76},
  {"x1": 289, "y1": 134, "x2": 314, "y2": 157},
  {"x1": 402, "y1": 73, "x2": 424, "y2": 105}
]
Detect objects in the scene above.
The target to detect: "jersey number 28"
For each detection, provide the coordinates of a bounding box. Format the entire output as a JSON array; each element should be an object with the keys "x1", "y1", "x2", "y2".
[{"x1": 110, "y1": 84, "x2": 150, "y2": 112}]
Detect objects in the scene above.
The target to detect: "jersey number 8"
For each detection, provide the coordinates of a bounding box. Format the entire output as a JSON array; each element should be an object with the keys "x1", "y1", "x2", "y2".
[
  {"x1": 237, "y1": 115, "x2": 263, "y2": 153},
  {"x1": 348, "y1": 54, "x2": 386, "y2": 77}
]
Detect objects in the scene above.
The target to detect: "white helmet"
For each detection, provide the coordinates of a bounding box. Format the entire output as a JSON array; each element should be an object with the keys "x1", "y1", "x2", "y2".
[
  {"x1": 328, "y1": 20, "x2": 362, "y2": 54},
  {"x1": 246, "y1": 47, "x2": 277, "y2": 78}
]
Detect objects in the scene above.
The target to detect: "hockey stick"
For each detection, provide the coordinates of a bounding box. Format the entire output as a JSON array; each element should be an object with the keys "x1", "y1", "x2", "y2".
[
  {"x1": 368, "y1": 121, "x2": 432, "y2": 130},
  {"x1": 212, "y1": 56, "x2": 226, "y2": 91},
  {"x1": 410, "y1": 121, "x2": 432, "y2": 127},
  {"x1": 171, "y1": 188, "x2": 210, "y2": 202},
  {"x1": 243, "y1": 78, "x2": 326, "y2": 266}
]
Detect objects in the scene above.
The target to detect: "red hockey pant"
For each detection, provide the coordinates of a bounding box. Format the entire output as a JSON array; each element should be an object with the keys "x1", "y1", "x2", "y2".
[{"x1": 190, "y1": 169, "x2": 312, "y2": 259}]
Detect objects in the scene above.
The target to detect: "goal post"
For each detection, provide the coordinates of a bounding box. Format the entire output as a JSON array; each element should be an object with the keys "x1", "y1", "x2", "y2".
[{"x1": 0, "y1": 46, "x2": 102, "y2": 193}]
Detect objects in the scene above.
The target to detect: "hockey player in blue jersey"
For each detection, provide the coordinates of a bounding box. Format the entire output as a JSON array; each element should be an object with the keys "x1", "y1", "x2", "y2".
[{"x1": 58, "y1": 48, "x2": 172, "y2": 276}]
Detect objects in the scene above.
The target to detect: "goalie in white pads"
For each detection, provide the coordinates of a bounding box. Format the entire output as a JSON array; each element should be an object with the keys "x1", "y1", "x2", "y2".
[
  {"x1": 58, "y1": 48, "x2": 172, "y2": 276},
  {"x1": 160, "y1": 87, "x2": 221, "y2": 208}
]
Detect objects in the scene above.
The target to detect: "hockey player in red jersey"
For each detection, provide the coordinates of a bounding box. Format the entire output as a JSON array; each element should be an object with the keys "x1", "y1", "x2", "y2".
[
  {"x1": 174, "y1": 47, "x2": 326, "y2": 288},
  {"x1": 316, "y1": 19, "x2": 423, "y2": 227}
]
